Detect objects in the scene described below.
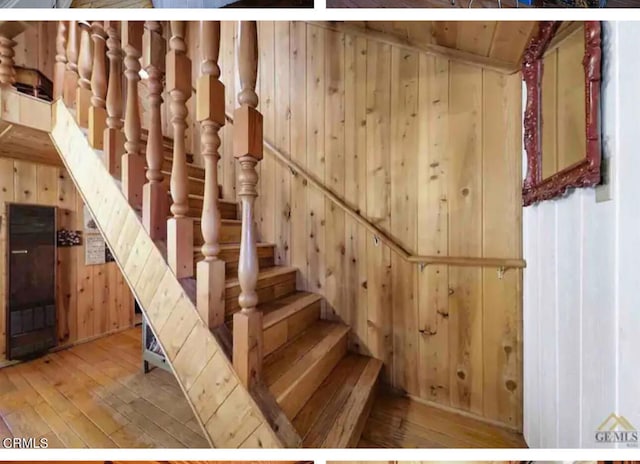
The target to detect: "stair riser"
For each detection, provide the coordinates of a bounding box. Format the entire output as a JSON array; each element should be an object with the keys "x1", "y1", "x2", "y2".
[
  {"x1": 264, "y1": 301, "x2": 321, "y2": 356},
  {"x1": 161, "y1": 157, "x2": 205, "y2": 181},
  {"x1": 278, "y1": 332, "x2": 348, "y2": 420},
  {"x1": 226, "y1": 274, "x2": 297, "y2": 315},
  {"x1": 188, "y1": 201, "x2": 238, "y2": 221},
  {"x1": 194, "y1": 222, "x2": 242, "y2": 246},
  {"x1": 194, "y1": 255, "x2": 275, "y2": 277},
  {"x1": 161, "y1": 175, "x2": 205, "y2": 196},
  {"x1": 186, "y1": 198, "x2": 238, "y2": 221}
]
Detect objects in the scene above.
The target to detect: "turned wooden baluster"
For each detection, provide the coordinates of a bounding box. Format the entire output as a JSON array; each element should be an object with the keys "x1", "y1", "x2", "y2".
[
  {"x1": 89, "y1": 21, "x2": 108, "y2": 149},
  {"x1": 142, "y1": 21, "x2": 168, "y2": 241},
  {"x1": 103, "y1": 21, "x2": 125, "y2": 177},
  {"x1": 166, "y1": 21, "x2": 193, "y2": 278},
  {"x1": 196, "y1": 21, "x2": 226, "y2": 329},
  {"x1": 53, "y1": 21, "x2": 67, "y2": 99},
  {"x1": 233, "y1": 21, "x2": 263, "y2": 388},
  {"x1": 0, "y1": 33, "x2": 16, "y2": 88},
  {"x1": 63, "y1": 21, "x2": 79, "y2": 106},
  {"x1": 121, "y1": 21, "x2": 145, "y2": 210},
  {"x1": 76, "y1": 21, "x2": 93, "y2": 127}
]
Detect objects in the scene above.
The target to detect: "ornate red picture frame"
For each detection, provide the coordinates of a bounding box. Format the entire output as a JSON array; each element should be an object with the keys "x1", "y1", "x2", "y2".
[{"x1": 522, "y1": 21, "x2": 602, "y2": 207}]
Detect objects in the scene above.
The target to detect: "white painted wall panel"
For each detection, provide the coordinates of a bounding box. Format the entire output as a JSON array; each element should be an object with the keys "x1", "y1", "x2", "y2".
[
  {"x1": 524, "y1": 21, "x2": 640, "y2": 449},
  {"x1": 556, "y1": 192, "x2": 581, "y2": 447},
  {"x1": 539, "y1": 204, "x2": 558, "y2": 448},
  {"x1": 617, "y1": 22, "x2": 640, "y2": 444}
]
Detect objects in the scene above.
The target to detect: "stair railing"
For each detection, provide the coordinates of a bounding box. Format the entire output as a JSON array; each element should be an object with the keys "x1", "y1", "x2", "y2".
[
  {"x1": 76, "y1": 21, "x2": 93, "y2": 129},
  {"x1": 196, "y1": 20, "x2": 226, "y2": 329},
  {"x1": 53, "y1": 21, "x2": 67, "y2": 100},
  {"x1": 103, "y1": 20, "x2": 124, "y2": 177},
  {"x1": 121, "y1": 21, "x2": 145, "y2": 209},
  {"x1": 233, "y1": 20, "x2": 263, "y2": 388},
  {"x1": 88, "y1": 21, "x2": 108, "y2": 150},
  {"x1": 142, "y1": 20, "x2": 168, "y2": 241},
  {"x1": 52, "y1": 19, "x2": 231, "y2": 323},
  {"x1": 166, "y1": 21, "x2": 194, "y2": 279},
  {"x1": 0, "y1": 32, "x2": 16, "y2": 89},
  {"x1": 63, "y1": 20, "x2": 78, "y2": 107}
]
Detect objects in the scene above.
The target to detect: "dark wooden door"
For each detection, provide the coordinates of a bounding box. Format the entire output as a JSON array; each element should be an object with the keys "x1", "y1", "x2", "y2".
[{"x1": 6, "y1": 204, "x2": 57, "y2": 360}]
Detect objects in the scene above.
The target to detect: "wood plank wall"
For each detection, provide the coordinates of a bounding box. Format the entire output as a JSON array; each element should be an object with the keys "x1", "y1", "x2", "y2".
[
  {"x1": 0, "y1": 158, "x2": 135, "y2": 364},
  {"x1": 33, "y1": 20, "x2": 524, "y2": 429},
  {"x1": 213, "y1": 22, "x2": 524, "y2": 430}
]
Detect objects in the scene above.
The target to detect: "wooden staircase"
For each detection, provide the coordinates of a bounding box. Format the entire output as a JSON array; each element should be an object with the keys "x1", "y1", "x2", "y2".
[
  {"x1": 165, "y1": 129, "x2": 383, "y2": 447},
  {"x1": 0, "y1": 20, "x2": 382, "y2": 448}
]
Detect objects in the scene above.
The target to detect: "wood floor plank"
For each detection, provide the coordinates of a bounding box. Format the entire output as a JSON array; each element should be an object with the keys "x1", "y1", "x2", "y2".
[
  {"x1": 33, "y1": 401, "x2": 87, "y2": 448},
  {"x1": 0, "y1": 416, "x2": 13, "y2": 438},
  {"x1": 0, "y1": 327, "x2": 203, "y2": 448},
  {"x1": 4, "y1": 405, "x2": 52, "y2": 438},
  {"x1": 360, "y1": 392, "x2": 526, "y2": 448}
]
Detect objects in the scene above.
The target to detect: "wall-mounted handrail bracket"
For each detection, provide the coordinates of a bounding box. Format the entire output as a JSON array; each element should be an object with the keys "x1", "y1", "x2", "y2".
[{"x1": 497, "y1": 266, "x2": 506, "y2": 279}]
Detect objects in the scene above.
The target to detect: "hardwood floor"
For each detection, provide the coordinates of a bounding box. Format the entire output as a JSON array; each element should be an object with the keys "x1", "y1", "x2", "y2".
[
  {"x1": 359, "y1": 392, "x2": 527, "y2": 448},
  {"x1": 0, "y1": 327, "x2": 208, "y2": 448},
  {"x1": 71, "y1": 0, "x2": 152, "y2": 7}
]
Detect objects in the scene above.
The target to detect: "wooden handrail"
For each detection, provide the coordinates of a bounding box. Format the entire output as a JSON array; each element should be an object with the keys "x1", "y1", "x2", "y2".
[{"x1": 225, "y1": 112, "x2": 526, "y2": 271}]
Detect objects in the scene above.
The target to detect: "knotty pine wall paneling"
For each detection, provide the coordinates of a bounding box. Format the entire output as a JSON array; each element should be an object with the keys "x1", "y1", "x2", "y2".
[
  {"x1": 216, "y1": 22, "x2": 524, "y2": 430},
  {"x1": 127, "y1": 21, "x2": 525, "y2": 429},
  {"x1": 0, "y1": 159, "x2": 135, "y2": 363}
]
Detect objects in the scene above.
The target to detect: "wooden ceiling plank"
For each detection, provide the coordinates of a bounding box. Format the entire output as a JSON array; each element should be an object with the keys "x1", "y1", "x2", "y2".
[
  {"x1": 432, "y1": 22, "x2": 459, "y2": 49},
  {"x1": 308, "y1": 21, "x2": 519, "y2": 74},
  {"x1": 455, "y1": 21, "x2": 498, "y2": 57},
  {"x1": 489, "y1": 21, "x2": 538, "y2": 66}
]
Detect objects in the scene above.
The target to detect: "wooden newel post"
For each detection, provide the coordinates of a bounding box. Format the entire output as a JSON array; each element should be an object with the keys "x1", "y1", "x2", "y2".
[
  {"x1": 167, "y1": 21, "x2": 194, "y2": 279},
  {"x1": 103, "y1": 21, "x2": 125, "y2": 177},
  {"x1": 196, "y1": 21, "x2": 226, "y2": 329},
  {"x1": 142, "y1": 21, "x2": 168, "y2": 240},
  {"x1": 53, "y1": 21, "x2": 67, "y2": 99},
  {"x1": 76, "y1": 21, "x2": 93, "y2": 128},
  {"x1": 233, "y1": 21, "x2": 263, "y2": 388},
  {"x1": 121, "y1": 21, "x2": 145, "y2": 209},
  {"x1": 63, "y1": 21, "x2": 79, "y2": 106},
  {"x1": 89, "y1": 21, "x2": 108, "y2": 149},
  {"x1": 0, "y1": 33, "x2": 16, "y2": 88}
]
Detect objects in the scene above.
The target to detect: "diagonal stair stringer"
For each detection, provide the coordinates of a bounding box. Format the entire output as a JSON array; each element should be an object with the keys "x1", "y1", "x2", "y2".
[{"x1": 48, "y1": 99, "x2": 287, "y2": 448}]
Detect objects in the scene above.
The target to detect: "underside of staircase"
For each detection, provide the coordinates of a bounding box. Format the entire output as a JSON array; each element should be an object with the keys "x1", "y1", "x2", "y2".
[{"x1": 0, "y1": 86, "x2": 383, "y2": 447}]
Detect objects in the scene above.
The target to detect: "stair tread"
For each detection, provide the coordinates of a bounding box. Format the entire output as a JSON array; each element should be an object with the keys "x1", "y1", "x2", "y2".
[
  {"x1": 225, "y1": 266, "x2": 297, "y2": 288},
  {"x1": 173, "y1": 197, "x2": 237, "y2": 206},
  {"x1": 295, "y1": 354, "x2": 383, "y2": 448},
  {"x1": 159, "y1": 172, "x2": 205, "y2": 183},
  {"x1": 193, "y1": 242, "x2": 275, "y2": 255},
  {"x1": 264, "y1": 321, "x2": 349, "y2": 396},
  {"x1": 190, "y1": 217, "x2": 241, "y2": 224},
  {"x1": 261, "y1": 291, "x2": 323, "y2": 329},
  {"x1": 187, "y1": 192, "x2": 236, "y2": 202}
]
